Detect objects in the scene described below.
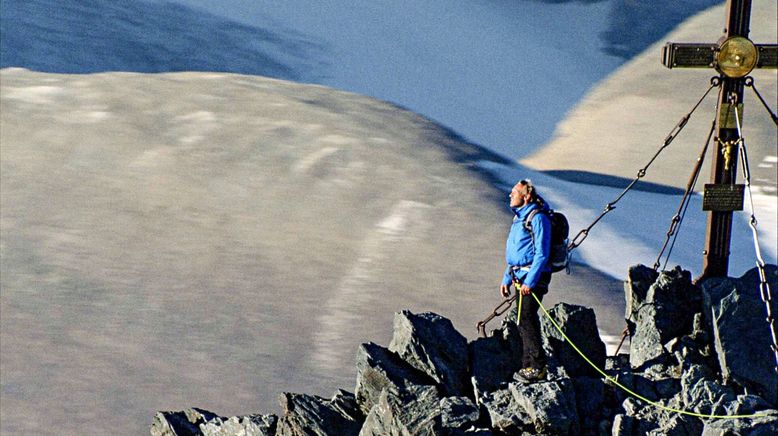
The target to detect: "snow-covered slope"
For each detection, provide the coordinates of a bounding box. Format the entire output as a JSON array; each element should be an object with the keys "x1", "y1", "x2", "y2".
[
  {"x1": 0, "y1": 69, "x2": 537, "y2": 435},
  {"x1": 0, "y1": 0, "x2": 324, "y2": 81},
  {"x1": 2, "y1": 0, "x2": 721, "y2": 158},
  {"x1": 524, "y1": 0, "x2": 778, "y2": 192}
]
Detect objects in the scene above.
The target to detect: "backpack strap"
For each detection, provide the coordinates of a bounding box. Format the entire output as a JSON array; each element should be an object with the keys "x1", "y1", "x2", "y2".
[{"x1": 523, "y1": 209, "x2": 540, "y2": 246}]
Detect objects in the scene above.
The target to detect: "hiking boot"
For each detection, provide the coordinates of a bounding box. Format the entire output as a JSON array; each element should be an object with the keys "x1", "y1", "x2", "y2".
[{"x1": 515, "y1": 366, "x2": 547, "y2": 383}]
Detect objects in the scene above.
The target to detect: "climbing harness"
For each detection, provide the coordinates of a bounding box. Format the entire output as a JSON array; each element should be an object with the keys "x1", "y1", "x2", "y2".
[
  {"x1": 532, "y1": 291, "x2": 772, "y2": 420},
  {"x1": 731, "y1": 100, "x2": 778, "y2": 374}
]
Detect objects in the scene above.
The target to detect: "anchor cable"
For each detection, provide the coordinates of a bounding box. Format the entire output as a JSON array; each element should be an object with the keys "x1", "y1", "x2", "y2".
[
  {"x1": 655, "y1": 115, "x2": 717, "y2": 271},
  {"x1": 567, "y1": 78, "x2": 720, "y2": 254},
  {"x1": 732, "y1": 103, "x2": 778, "y2": 374},
  {"x1": 744, "y1": 76, "x2": 778, "y2": 126}
]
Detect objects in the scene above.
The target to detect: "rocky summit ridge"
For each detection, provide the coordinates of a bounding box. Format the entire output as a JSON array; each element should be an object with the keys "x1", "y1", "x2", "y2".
[{"x1": 151, "y1": 264, "x2": 778, "y2": 435}]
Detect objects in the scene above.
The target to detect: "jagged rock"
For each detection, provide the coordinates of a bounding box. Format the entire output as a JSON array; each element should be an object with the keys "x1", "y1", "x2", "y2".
[
  {"x1": 628, "y1": 266, "x2": 702, "y2": 368},
  {"x1": 664, "y1": 333, "x2": 714, "y2": 371},
  {"x1": 200, "y1": 415, "x2": 278, "y2": 436},
  {"x1": 355, "y1": 342, "x2": 438, "y2": 415},
  {"x1": 611, "y1": 414, "x2": 634, "y2": 436},
  {"x1": 276, "y1": 391, "x2": 362, "y2": 436},
  {"x1": 701, "y1": 411, "x2": 778, "y2": 435},
  {"x1": 624, "y1": 264, "x2": 660, "y2": 331},
  {"x1": 540, "y1": 303, "x2": 606, "y2": 378},
  {"x1": 680, "y1": 364, "x2": 737, "y2": 416},
  {"x1": 509, "y1": 379, "x2": 579, "y2": 435},
  {"x1": 359, "y1": 385, "x2": 442, "y2": 435},
  {"x1": 150, "y1": 408, "x2": 277, "y2": 436},
  {"x1": 699, "y1": 265, "x2": 778, "y2": 406},
  {"x1": 681, "y1": 363, "x2": 777, "y2": 424},
  {"x1": 604, "y1": 360, "x2": 680, "y2": 411},
  {"x1": 572, "y1": 377, "x2": 604, "y2": 434},
  {"x1": 621, "y1": 396, "x2": 702, "y2": 436},
  {"x1": 330, "y1": 389, "x2": 365, "y2": 422},
  {"x1": 480, "y1": 387, "x2": 531, "y2": 435},
  {"x1": 469, "y1": 330, "x2": 522, "y2": 402},
  {"x1": 440, "y1": 396, "x2": 480, "y2": 432},
  {"x1": 388, "y1": 310, "x2": 470, "y2": 397},
  {"x1": 151, "y1": 408, "x2": 220, "y2": 436}
]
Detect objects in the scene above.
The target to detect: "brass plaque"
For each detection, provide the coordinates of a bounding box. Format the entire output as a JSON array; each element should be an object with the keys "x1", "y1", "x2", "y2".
[
  {"x1": 703, "y1": 184, "x2": 745, "y2": 211},
  {"x1": 661, "y1": 43, "x2": 716, "y2": 68},
  {"x1": 756, "y1": 44, "x2": 778, "y2": 68},
  {"x1": 718, "y1": 103, "x2": 744, "y2": 129}
]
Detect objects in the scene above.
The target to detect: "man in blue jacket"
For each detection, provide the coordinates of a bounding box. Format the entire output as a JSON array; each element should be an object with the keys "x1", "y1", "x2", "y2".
[{"x1": 500, "y1": 179, "x2": 552, "y2": 382}]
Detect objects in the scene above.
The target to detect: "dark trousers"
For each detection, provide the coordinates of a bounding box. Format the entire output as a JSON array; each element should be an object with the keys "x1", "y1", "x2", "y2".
[{"x1": 517, "y1": 272, "x2": 551, "y2": 370}]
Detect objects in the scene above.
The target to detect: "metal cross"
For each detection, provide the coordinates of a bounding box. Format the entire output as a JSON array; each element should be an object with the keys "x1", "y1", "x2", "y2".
[{"x1": 661, "y1": 0, "x2": 777, "y2": 277}]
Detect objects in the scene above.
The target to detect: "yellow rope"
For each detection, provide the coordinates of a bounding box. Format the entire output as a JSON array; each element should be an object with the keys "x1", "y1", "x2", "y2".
[{"x1": 530, "y1": 292, "x2": 772, "y2": 420}]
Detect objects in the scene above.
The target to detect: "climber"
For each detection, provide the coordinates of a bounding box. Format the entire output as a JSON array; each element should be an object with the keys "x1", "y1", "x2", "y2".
[{"x1": 500, "y1": 179, "x2": 552, "y2": 382}]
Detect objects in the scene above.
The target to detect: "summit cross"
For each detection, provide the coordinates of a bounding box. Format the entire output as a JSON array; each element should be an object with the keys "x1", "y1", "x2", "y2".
[{"x1": 661, "y1": 0, "x2": 777, "y2": 277}]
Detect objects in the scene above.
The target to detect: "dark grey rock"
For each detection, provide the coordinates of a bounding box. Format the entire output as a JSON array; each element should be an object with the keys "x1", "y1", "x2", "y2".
[
  {"x1": 469, "y1": 330, "x2": 522, "y2": 402},
  {"x1": 604, "y1": 365, "x2": 678, "y2": 409},
  {"x1": 572, "y1": 377, "x2": 604, "y2": 434},
  {"x1": 480, "y1": 387, "x2": 531, "y2": 435},
  {"x1": 355, "y1": 342, "x2": 438, "y2": 415},
  {"x1": 664, "y1": 333, "x2": 714, "y2": 372},
  {"x1": 681, "y1": 364, "x2": 777, "y2": 424},
  {"x1": 701, "y1": 410, "x2": 778, "y2": 435},
  {"x1": 510, "y1": 379, "x2": 579, "y2": 435},
  {"x1": 151, "y1": 408, "x2": 218, "y2": 436},
  {"x1": 629, "y1": 266, "x2": 702, "y2": 368},
  {"x1": 440, "y1": 396, "x2": 480, "y2": 431},
  {"x1": 200, "y1": 414, "x2": 278, "y2": 436},
  {"x1": 649, "y1": 414, "x2": 702, "y2": 436},
  {"x1": 540, "y1": 303, "x2": 606, "y2": 378},
  {"x1": 276, "y1": 391, "x2": 362, "y2": 436},
  {"x1": 611, "y1": 413, "x2": 634, "y2": 436},
  {"x1": 150, "y1": 408, "x2": 277, "y2": 436},
  {"x1": 389, "y1": 310, "x2": 470, "y2": 397},
  {"x1": 624, "y1": 264, "x2": 660, "y2": 330},
  {"x1": 620, "y1": 396, "x2": 701, "y2": 436},
  {"x1": 359, "y1": 386, "x2": 442, "y2": 436},
  {"x1": 680, "y1": 364, "x2": 737, "y2": 417},
  {"x1": 330, "y1": 389, "x2": 364, "y2": 423},
  {"x1": 699, "y1": 265, "x2": 778, "y2": 406}
]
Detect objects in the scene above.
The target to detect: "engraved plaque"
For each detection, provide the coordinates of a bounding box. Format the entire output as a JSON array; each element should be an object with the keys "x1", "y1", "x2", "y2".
[
  {"x1": 661, "y1": 43, "x2": 716, "y2": 68},
  {"x1": 718, "y1": 103, "x2": 744, "y2": 129},
  {"x1": 703, "y1": 184, "x2": 745, "y2": 211}
]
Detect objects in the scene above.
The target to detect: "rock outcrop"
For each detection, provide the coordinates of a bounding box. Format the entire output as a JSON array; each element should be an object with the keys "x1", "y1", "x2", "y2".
[
  {"x1": 699, "y1": 265, "x2": 778, "y2": 405},
  {"x1": 153, "y1": 265, "x2": 778, "y2": 435}
]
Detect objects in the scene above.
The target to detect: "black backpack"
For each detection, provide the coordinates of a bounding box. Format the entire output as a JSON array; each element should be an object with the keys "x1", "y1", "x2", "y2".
[{"x1": 523, "y1": 208, "x2": 570, "y2": 273}]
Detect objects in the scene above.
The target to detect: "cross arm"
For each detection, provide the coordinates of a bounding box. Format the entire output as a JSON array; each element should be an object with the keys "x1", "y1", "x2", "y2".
[{"x1": 662, "y1": 42, "x2": 777, "y2": 69}]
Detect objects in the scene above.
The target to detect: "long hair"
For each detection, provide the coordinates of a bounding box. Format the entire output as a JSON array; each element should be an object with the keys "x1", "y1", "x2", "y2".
[{"x1": 520, "y1": 179, "x2": 546, "y2": 208}]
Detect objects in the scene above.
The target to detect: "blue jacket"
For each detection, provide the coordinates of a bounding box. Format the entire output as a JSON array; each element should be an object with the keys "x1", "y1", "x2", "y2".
[{"x1": 502, "y1": 202, "x2": 552, "y2": 289}]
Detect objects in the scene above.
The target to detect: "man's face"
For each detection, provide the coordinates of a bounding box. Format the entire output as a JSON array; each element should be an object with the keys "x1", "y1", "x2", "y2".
[{"x1": 509, "y1": 182, "x2": 530, "y2": 208}]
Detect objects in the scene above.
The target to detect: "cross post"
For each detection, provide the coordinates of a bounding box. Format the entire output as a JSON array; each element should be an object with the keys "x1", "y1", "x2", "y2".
[{"x1": 660, "y1": 0, "x2": 777, "y2": 277}]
